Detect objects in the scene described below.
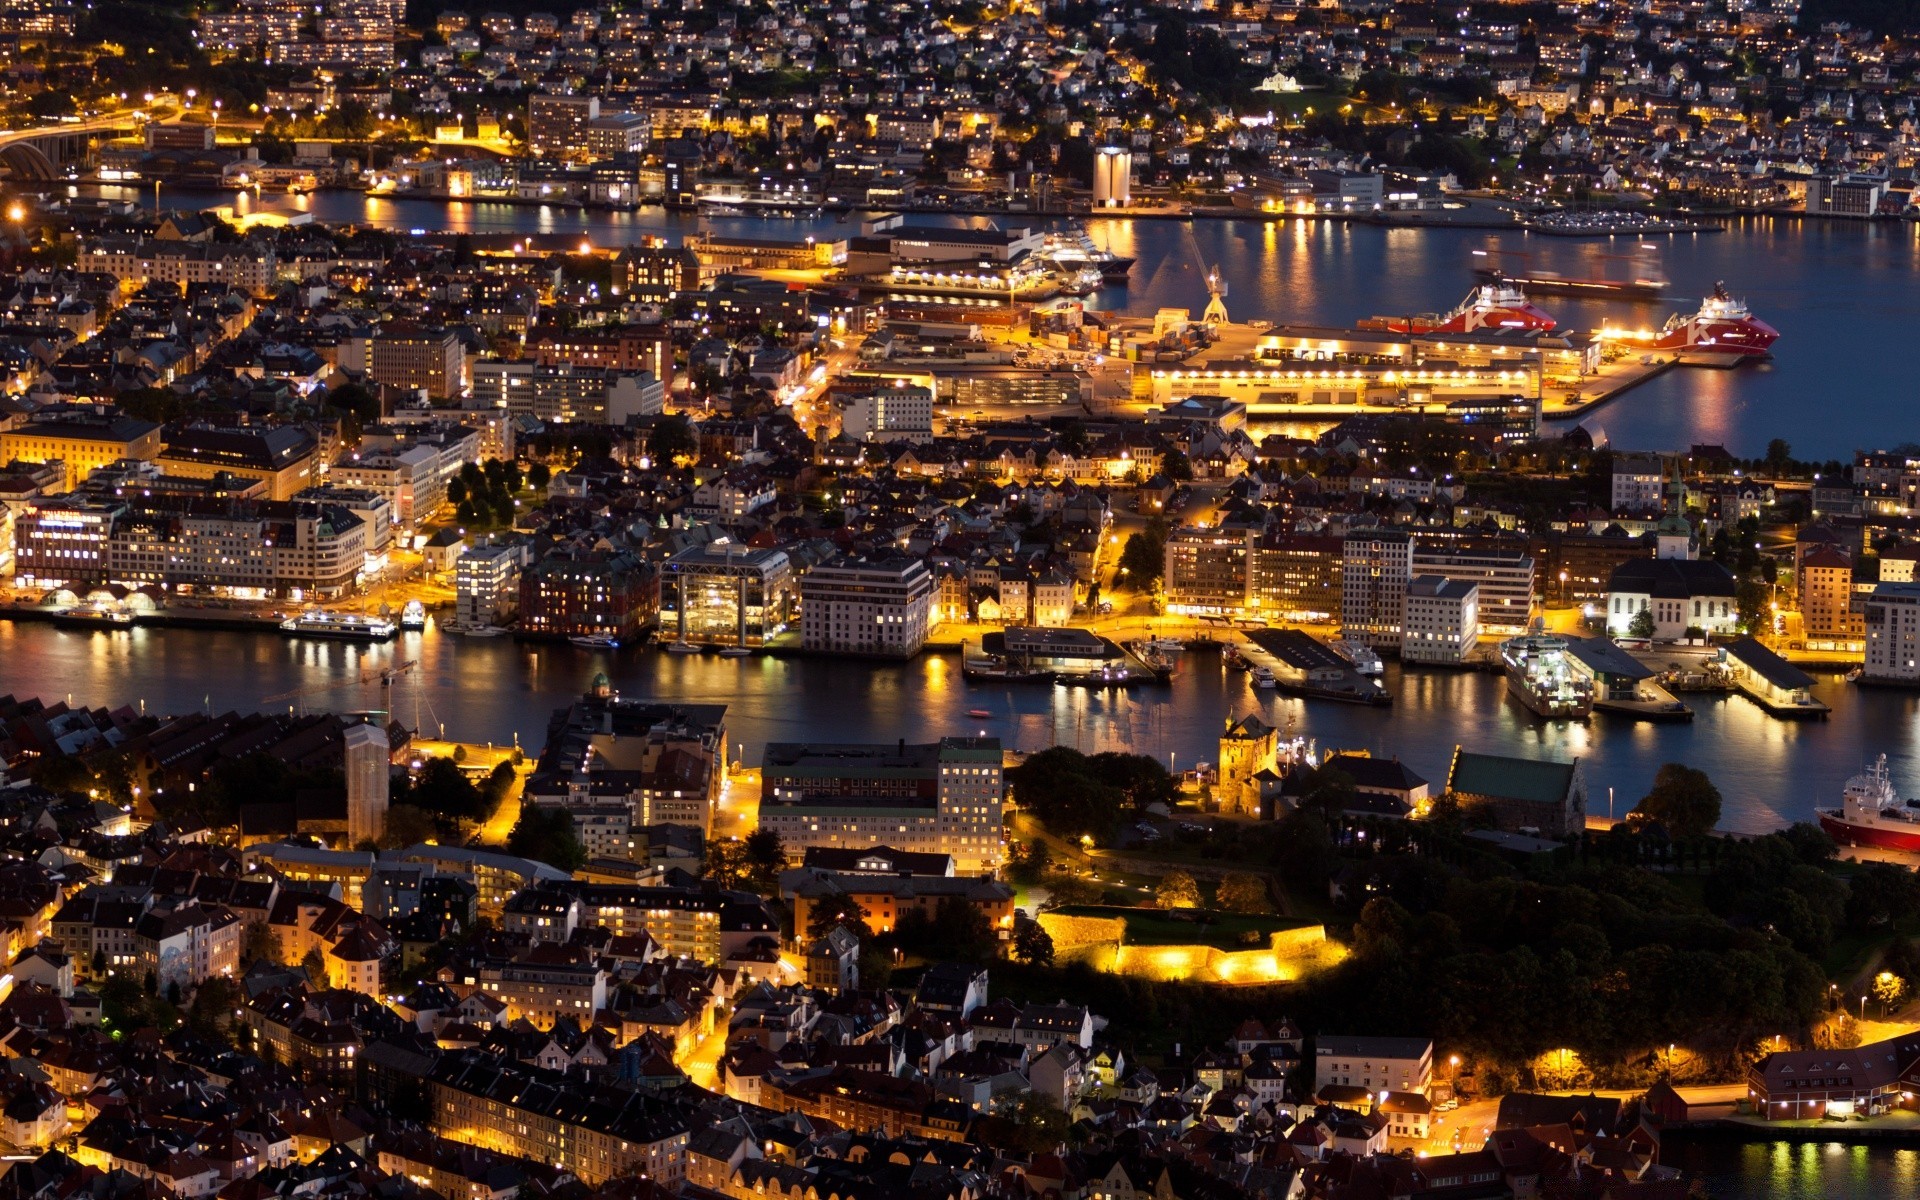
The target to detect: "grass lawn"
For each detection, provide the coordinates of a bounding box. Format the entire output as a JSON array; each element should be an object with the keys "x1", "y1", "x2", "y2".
[{"x1": 1049, "y1": 904, "x2": 1314, "y2": 949}]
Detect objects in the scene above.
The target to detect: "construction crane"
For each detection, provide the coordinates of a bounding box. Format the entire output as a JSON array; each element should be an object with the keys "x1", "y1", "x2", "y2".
[
  {"x1": 261, "y1": 660, "x2": 418, "y2": 710},
  {"x1": 1180, "y1": 221, "x2": 1230, "y2": 325}
]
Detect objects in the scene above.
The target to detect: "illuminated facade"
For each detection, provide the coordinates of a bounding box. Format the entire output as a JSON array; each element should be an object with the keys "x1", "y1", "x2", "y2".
[
  {"x1": 659, "y1": 541, "x2": 793, "y2": 648},
  {"x1": 758, "y1": 738, "x2": 1005, "y2": 874}
]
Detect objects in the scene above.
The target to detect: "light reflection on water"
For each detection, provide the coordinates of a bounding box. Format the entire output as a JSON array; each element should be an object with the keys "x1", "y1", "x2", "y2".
[
  {"x1": 8, "y1": 622, "x2": 1920, "y2": 833},
  {"x1": 1668, "y1": 1140, "x2": 1920, "y2": 1199},
  {"x1": 107, "y1": 189, "x2": 1920, "y2": 456}
]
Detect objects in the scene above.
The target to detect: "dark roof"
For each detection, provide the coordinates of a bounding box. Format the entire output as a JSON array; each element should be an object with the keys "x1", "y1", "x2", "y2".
[
  {"x1": 1607, "y1": 557, "x2": 1737, "y2": 599},
  {"x1": 1323, "y1": 754, "x2": 1429, "y2": 793},
  {"x1": 1564, "y1": 636, "x2": 1654, "y2": 680},
  {"x1": 1722, "y1": 637, "x2": 1817, "y2": 690},
  {"x1": 1447, "y1": 750, "x2": 1579, "y2": 806}
]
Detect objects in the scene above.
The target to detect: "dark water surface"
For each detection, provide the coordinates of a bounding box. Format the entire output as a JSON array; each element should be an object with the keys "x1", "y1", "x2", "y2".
[
  {"x1": 3, "y1": 623, "x2": 1913, "y2": 835},
  {"x1": 129, "y1": 188, "x2": 1919, "y2": 459}
]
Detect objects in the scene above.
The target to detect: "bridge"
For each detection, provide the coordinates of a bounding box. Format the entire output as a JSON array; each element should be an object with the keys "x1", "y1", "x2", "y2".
[{"x1": 0, "y1": 114, "x2": 154, "y2": 180}]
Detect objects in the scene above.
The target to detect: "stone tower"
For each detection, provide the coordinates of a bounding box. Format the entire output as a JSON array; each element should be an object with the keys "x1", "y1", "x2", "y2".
[
  {"x1": 1217, "y1": 714, "x2": 1279, "y2": 817},
  {"x1": 344, "y1": 722, "x2": 391, "y2": 847}
]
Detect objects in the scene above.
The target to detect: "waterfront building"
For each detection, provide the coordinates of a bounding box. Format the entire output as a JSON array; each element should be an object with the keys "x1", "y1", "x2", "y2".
[
  {"x1": 455, "y1": 543, "x2": 523, "y2": 628},
  {"x1": 1401, "y1": 576, "x2": 1479, "y2": 665},
  {"x1": 1341, "y1": 530, "x2": 1413, "y2": 649},
  {"x1": 518, "y1": 550, "x2": 659, "y2": 640},
  {"x1": 10, "y1": 498, "x2": 121, "y2": 587},
  {"x1": 1799, "y1": 544, "x2": 1863, "y2": 648},
  {"x1": 1216, "y1": 713, "x2": 1280, "y2": 817},
  {"x1": 1409, "y1": 546, "x2": 1532, "y2": 635},
  {"x1": 0, "y1": 412, "x2": 163, "y2": 492},
  {"x1": 1748, "y1": 1034, "x2": 1920, "y2": 1119},
  {"x1": 1251, "y1": 534, "x2": 1343, "y2": 622},
  {"x1": 659, "y1": 540, "x2": 793, "y2": 648},
  {"x1": 800, "y1": 552, "x2": 935, "y2": 657},
  {"x1": 758, "y1": 738, "x2": 1005, "y2": 874},
  {"x1": 1604, "y1": 559, "x2": 1739, "y2": 640},
  {"x1": 1864, "y1": 582, "x2": 1920, "y2": 682},
  {"x1": 1163, "y1": 526, "x2": 1250, "y2": 612},
  {"x1": 527, "y1": 93, "x2": 600, "y2": 159},
  {"x1": 1093, "y1": 147, "x2": 1133, "y2": 207},
  {"x1": 1443, "y1": 748, "x2": 1586, "y2": 837}
]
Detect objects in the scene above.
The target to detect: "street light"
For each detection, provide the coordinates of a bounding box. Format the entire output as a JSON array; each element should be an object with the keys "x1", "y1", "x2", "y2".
[{"x1": 1861, "y1": 995, "x2": 1870, "y2": 1021}]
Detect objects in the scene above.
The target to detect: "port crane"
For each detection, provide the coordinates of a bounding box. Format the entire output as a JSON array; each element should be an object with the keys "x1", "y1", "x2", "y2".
[{"x1": 1179, "y1": 221, "x2": 1230, "y2": 324}]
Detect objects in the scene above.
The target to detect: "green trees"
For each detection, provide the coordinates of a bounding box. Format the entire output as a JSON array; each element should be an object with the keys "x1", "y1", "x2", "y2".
[
  {"x1": 1007, "y1": 747, "x2": 1176, "y2": 843},
  {"x1": 1631, "y1": 763, "x2": 1723, "y2": 839},
  {"x1": 505, "y1": 806, "x2": 585, "y2": 871},
  {"x1": 1628, "y1": 607, "x2": 1656, "y2": 639},
  {"x1": 1216, "y1": 872, "x2": 1270, "y2": 913},
  {"x1": 1155, "y1": 870, "x2": 1200, "y2": 910},
  {"x1": 1014, "y1": 921, "x2": 1056, "y2": 966},
  {"x1": 648, "y1": 415, "x2": 698, "y2": 464},
  {"x1": 1116, "y1": 516, "x2": 1172, "y2": 589},
  {"x1": 895, "y1": 896, "x2": 998, "y2": 962}
]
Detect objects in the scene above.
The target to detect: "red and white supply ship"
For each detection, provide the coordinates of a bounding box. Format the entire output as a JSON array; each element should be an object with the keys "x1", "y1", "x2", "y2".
[
  {"x1": 1358, "y1": 277, "x2": 1558, "y2": 335},
  {"x1": 1816, "y1": 755, "x2": 1920, "y2": 852},
  {"x1": 1607, "y1": 282, "x2": 1780, "y2": 366}
]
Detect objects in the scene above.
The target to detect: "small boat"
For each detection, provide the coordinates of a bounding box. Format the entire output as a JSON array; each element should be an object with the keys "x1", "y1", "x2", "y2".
[
  {"x1": 965, "y1": 709, "x2": 992, "y2": 719},
  {"x1": 666, "y1": 642, "x2": 703, "y2": 654},
  {"x1": 1148, "y1": 637, "x2": 1186, "y2": 652},
  {"x1": 280, "y1": 611, "x2": 397, "y2": 641},
  {"x1": 720, "y1": 647, "x2": 753, "y2": 657},
  {"x1": 462, "y1": 624, "x2": 508, "y2": 638},
  {"x1": 400, "y1": 600, "x2": 427, "y2": 630},
  {"x1": 570, "y1": 634, "x2": 620, "y2": 650},
  {"x1": 1251, "y1": 666, "x2": 1278, "y2": 689}
]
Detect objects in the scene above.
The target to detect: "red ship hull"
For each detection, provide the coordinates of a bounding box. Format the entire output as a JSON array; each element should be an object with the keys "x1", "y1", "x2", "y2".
[{"x1": 1817, "y1": 811, "x2": 1920, "y2": 852}]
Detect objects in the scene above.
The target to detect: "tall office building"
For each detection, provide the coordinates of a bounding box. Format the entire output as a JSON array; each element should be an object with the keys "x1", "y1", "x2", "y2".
[
  {"x1": 344, "y1": 722, "x2": 390, "y2": 847},
  {"x1": 1341, "y1": 530, "x2": 1413, "y2": 649}
]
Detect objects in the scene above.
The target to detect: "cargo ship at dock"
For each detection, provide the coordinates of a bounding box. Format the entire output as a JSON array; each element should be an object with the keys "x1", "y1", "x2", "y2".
[
  {"x1": 1817, "y1": 756, "x2": 1920, "y2": 852},
  {"x1": 1358, "y1": 278, "x2": 1558, "y2": 335},
  {"x1": 1598, "y1": 283, "x2": 1779, "y2": 365},
  {"x1": 1500, "y1": 633, "x2": 1593, "y2": 719}
]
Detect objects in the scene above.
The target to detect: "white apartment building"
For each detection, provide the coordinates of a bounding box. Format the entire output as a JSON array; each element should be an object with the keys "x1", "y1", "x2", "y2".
[
  {"x1": 1341, "y1": 530, "x2": 1413, "y2": 649},
  {"x1": 1610, "y1": 454, "x2": 1664, "y2": 513},
  {"x1": 842, "y1": 386, "x2": 934, "y2": 442},
  {"x1": 1864, "y1": 583, "x2": 1920, "y2": 682},
  {"x1": 1401, "y1": 576, "x2": 1479, "y2": 665},
  {"x1": 456, "y1": 543, "x2": 523, "y2": 627},
  {"x1": 1314, "y1": 1035, "x2": 1434, "y2": 1098},
  {"x1": 1410, "y1": 547, "x2": 1535, "y2": 635},
  {"x1": 330, "y1": 445, "x2": 444, "y2": 527},
  {"x1": 799, "y1": 552, "x2": 935, "y2": 657}
]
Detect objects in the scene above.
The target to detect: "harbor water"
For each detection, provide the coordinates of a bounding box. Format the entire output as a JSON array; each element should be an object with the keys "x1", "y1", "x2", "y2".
[
  {"x1": 120, "y1": 187, "x2": 1920, "y2": 460},
  {"x1": 3, "y1": 621, "x2": 1916, "y2": 834}
]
